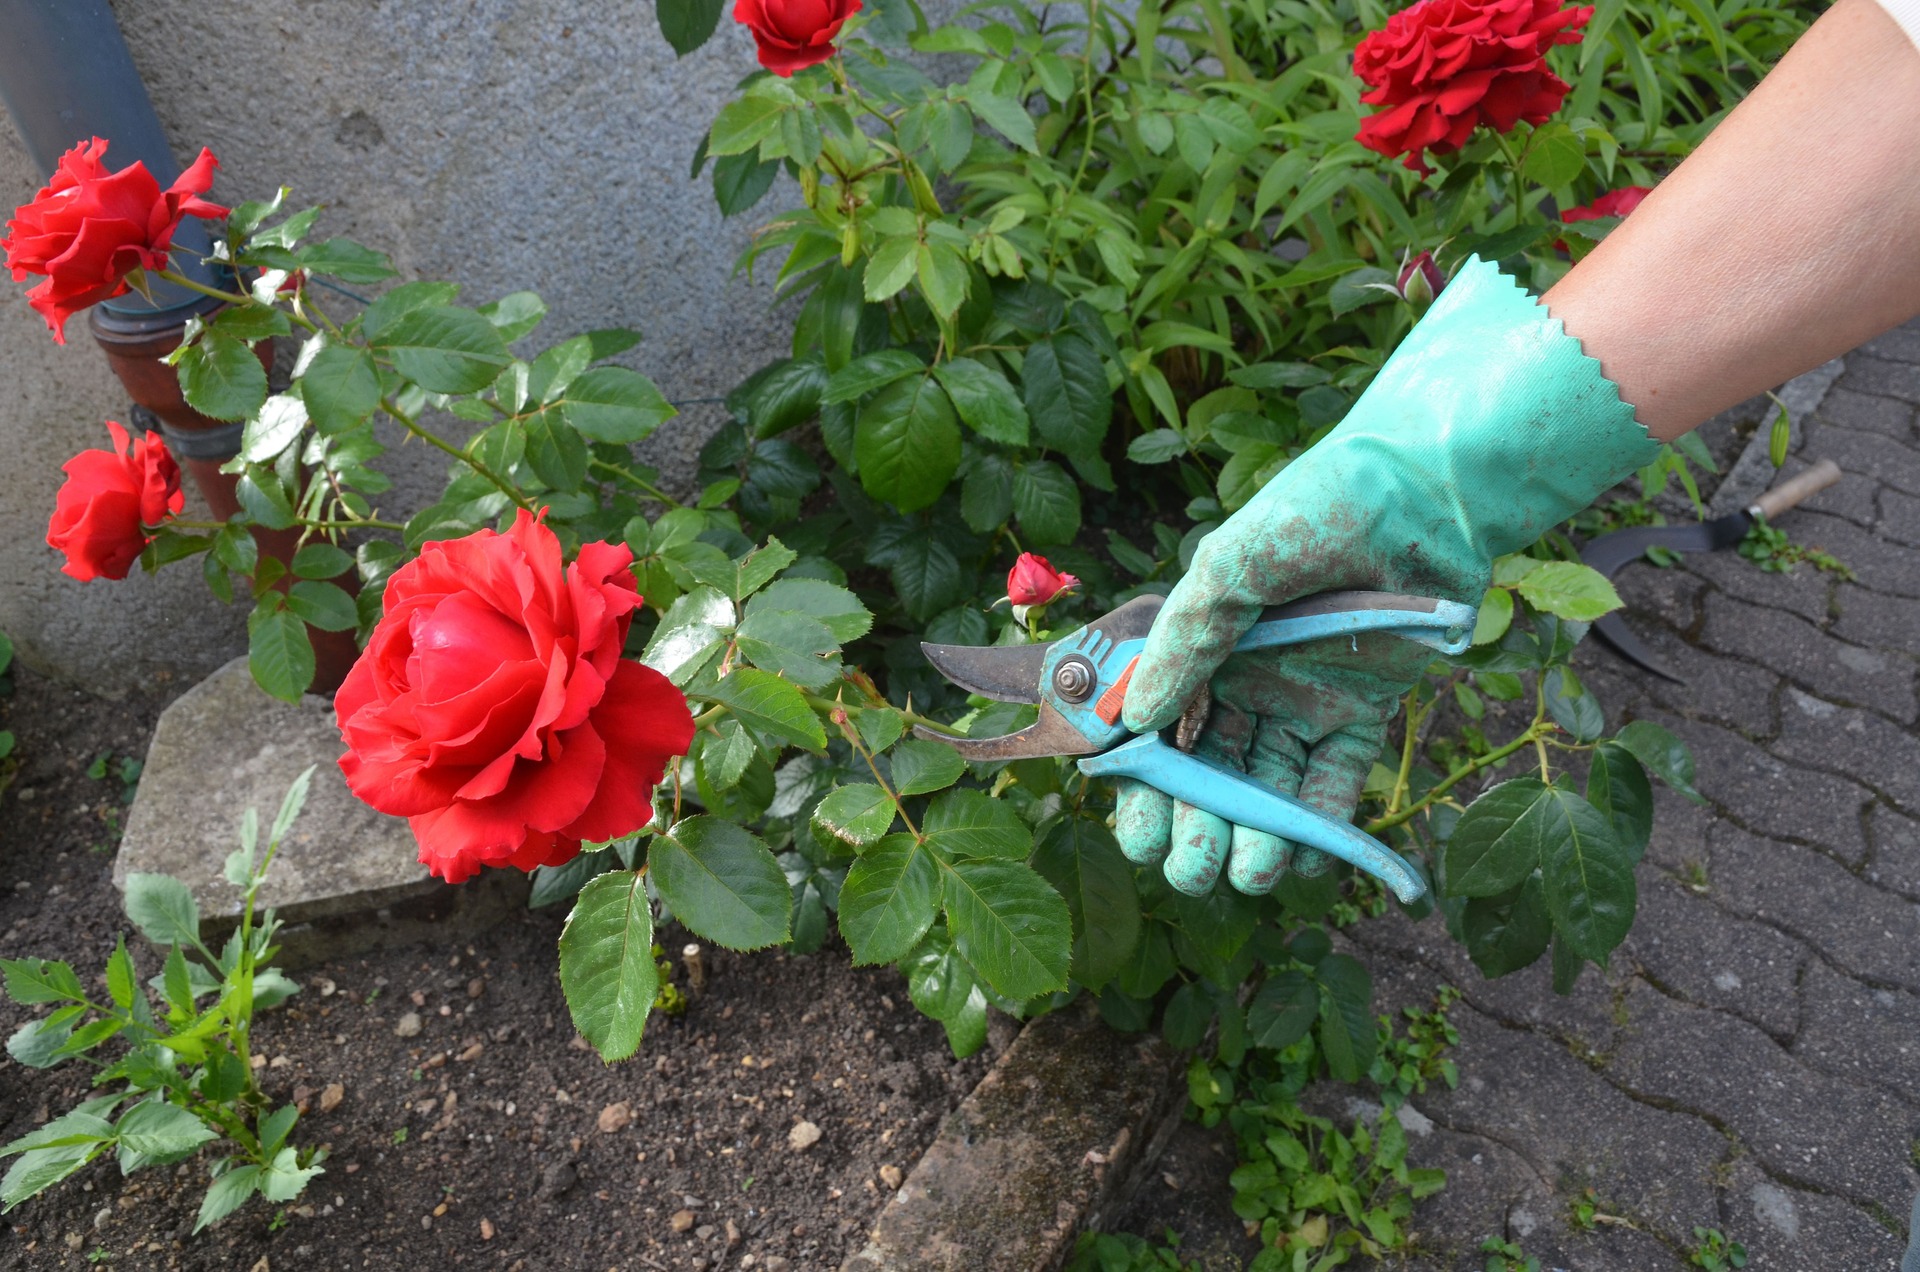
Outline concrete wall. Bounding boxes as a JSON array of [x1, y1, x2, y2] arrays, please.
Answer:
[[1, 0, 792, 694]]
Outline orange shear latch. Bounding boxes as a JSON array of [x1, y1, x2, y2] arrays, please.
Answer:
[[1094, 657, 1138, 726]]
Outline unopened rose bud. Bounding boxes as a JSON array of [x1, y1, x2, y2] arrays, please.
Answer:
[[1397, 251, 1446, 308]]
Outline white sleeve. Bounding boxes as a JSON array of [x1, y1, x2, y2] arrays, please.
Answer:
[[1877, 0, 1920, 56]]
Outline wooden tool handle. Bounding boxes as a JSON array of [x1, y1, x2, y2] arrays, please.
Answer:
[[1751, 459, 1842, 520]]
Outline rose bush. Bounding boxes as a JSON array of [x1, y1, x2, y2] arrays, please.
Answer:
[[336, 511, 694, 884], [1, 137, 223, 342], [45, 420, 183, 581]]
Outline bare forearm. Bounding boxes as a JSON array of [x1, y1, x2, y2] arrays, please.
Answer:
[[1543, 0, 1920, 440]]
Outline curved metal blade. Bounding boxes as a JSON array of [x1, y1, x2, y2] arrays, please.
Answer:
[[1579, 513, 1748, 577], [1591, 613, 1684, 684], [919, 640, 1051, 704], [910, 703, 1097, 760]]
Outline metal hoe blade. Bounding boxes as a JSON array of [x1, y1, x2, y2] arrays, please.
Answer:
[[1579, 513, 1751, 682], [912, 703, 1098, 760]]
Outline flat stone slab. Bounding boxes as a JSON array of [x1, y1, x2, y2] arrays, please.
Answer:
[[114, 656, 523, 966], [841, 1002, 1186, 1272]]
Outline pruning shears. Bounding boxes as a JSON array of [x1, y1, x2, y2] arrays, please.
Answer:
[[916, 590, 1480, 904]]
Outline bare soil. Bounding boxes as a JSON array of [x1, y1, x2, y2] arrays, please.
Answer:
[[0, 665, 991, 1272]]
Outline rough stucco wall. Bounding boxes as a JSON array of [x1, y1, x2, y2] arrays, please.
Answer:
[[0, 0, 791, 694]]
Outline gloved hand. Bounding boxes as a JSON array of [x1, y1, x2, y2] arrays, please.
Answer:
[[1117, 257, 1657, 896]]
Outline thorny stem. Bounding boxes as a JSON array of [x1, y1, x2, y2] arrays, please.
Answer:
[[590, 458, 684, 509], [840, 715, 922, 839], [154, 267, 317, 335], [383, 396, 534, 512]]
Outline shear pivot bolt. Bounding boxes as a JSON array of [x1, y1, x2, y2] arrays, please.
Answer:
[[1053, 657, 1096, 703]]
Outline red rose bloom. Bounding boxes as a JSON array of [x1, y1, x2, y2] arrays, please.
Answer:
[[1353, 0, 1591, 174], [45, 420, 183, 582], [1006, 553, 1080, 608], [2, 137, 226, 343], [1562, 185, 1652, 222], [734, 0, 862, 76], [335, 511, 696, 884]]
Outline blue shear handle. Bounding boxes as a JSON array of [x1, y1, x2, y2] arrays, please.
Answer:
[[1077, 735, 1428, 903], [1233, 592, 1480, 657]]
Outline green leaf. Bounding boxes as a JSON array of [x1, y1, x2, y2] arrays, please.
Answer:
[[813, 784, 897, 847], [889, 738, 966, 796], [1011, 460, 1081, 546], [885, 531, 965, 622], [1443, 778, 1549, 898], [1473, 587, 1515, 646], [1612, 720, 1705, 804], [967, 92, 1039, 153], [1032, 819, 1139, 989], [1313, 954, 1376, 1082], [1551, 929, 1584, 994], [1127, 429, 1186, 464], [298, 238, 396, 283], [714, 151, 779, 216], [923, 790, 1031, 861], [1247, 970, 1318, 1049], [642, 587, 736, 686], [933, 358, 1029, 445], [1538, 784, 1634, 961], [524, 407, 589, 491], [478, 290, 547, 342], [530, 849, 614, 909], [1515, 561, 1622, 622], [248, 603, 316, 703], [650, 817, 792, 951], [823, 350, 926, 405], [123, 873, 201, 948], [259, 1145, 322, 1203], [3, 1141, 103, 1208], [658, 0, 727, 53], [558, 870, 658, 1062], [115, 1101, 217, 1161], [864, 235, 919, 303], [1462, 876, 1553, 978], [376, 306, 511, 394], [743, 357, 828, 440], [941, 857, 1071, 1000], [290, 543, 355, 580], [1, 1108, 115, 1159], [2, 958, 84, 1005], [179, 334, 268, 422], [839, 835, 941, 964], [1328, 267, 1395, 317], [1022, 335, 1110, 453], [1522, 122, 1586, 188], [105, 938, 136, 1010], [706, 667, 827, 751], [1162, 982, 1211, 1050], [285, 581, 358, 633], [7, 1010, 78, 1068], [195, 1164, 263, 1232], [239, 395, 308, 464], [709, 95, 788, 156], [747, 579, 871, 643], [855, 376, 961, 513], [1544, 665, 1605, 742], [1228, 361, 1330, 390], [961, 453, 1014, 533], [735, 610, 841, 689], [915, 242, 970, 318], [557, 367, 676, 444]]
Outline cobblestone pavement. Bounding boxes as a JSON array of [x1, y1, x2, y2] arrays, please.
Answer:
[[1349, 322, 1920, 1270]]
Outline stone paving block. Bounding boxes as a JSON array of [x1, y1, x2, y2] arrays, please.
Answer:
[[1418, 1001, 1727, 1239], [1817, 386, 1920, 442], [1624, 873, 1807, 1042], [1721, 1159, 1910, 1272], [1604, 981, 1920, 1207], [1686, 543, 1834, 624], [1881, 486, 1920, 548], [1803, 423, 1920, 502], [1698, 592, 1917, 725], [1868, 803, 1920, 897], [1833, 584, 1920, 658], [1837, 354, 1920, 407], [115, 657, 524, 968], [1777, 507, 1920, 600], [1673, 713, 1872, 865], [1708, 824, 1920, 995], [1791, 960, 1920, 1108], [1771, 689, 1920, 812], [1644, 783, 1721, 877], [1611, 555, 1709, 630], [1585, 626, 1786, 739], [1859, 326, 1920, 365]]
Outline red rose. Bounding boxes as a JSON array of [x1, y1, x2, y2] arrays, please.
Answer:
[[734, 0, 862, 76], [335, 511, 696, 885], [1353, 0, 1591, 174], [1006, 553, 1080, 608], [1562, 185, 1652, 222], [2, 137, 226, 343], [45, 420, 183, 582]]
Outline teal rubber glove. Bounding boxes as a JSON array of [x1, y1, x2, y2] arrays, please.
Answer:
[[1117, 258, 1657, 896]]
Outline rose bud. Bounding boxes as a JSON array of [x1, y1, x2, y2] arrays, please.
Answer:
[[1006, 553, 1081, 608], [1397, 250, 1447, 307]]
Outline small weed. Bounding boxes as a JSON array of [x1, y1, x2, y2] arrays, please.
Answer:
[[1687, 1225, 1748, 1269], [1481, 1236, 1542, 1271], [1330, 873, 1391, 929], [1681, 860, 1710, 893], [651, 944, 688, 1016], [1064, 1230, 1200, 1272], [1739, 515, 1853, 579], [410, 1067, 424, 1082], [267, 1208, 290, 1233], [1567, 1186, 1634, 1232], [742, 1177, 755, 1192], [85, 1249, 112, 1265], [392, 1126, 409, 1145], [1372, 986, 1461, 1108]]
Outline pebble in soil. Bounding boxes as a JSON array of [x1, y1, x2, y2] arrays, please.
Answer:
[[0, 665, 993, 1270]]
